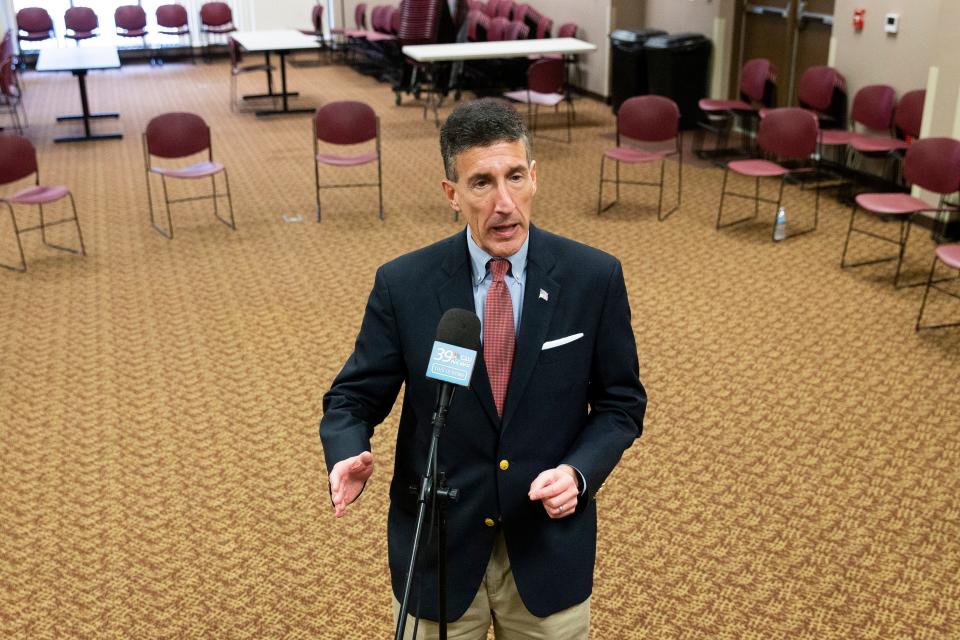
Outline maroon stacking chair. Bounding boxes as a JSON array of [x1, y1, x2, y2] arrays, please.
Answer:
[[915, 244, 960, 331], [333, 2, 367, 37], [1, 30, 25, 110], [142, 112, 236, 239], [16, 7, 55, 47], [64, 7, 100, 44], [0, 51, 25, 133], [840, 137, 960, 288], [597, 95, 682, 221], [504, 20, 528, 41], [495, 0, 514, 19], [557, 22, 577, 38], [0, 134, 86, 272], [513, 3, 530, 26], [115, 5, 148, 48], [697, 58, 776, 155], [850, 89, 925, 155], [228, 37, 274, 110], [199, 2, 236, 49], [819, 84, 896, 157], [483, 0, 501, 17], [534, 15, 553, 39], [313, 101, 383, 222], [504, 58, 572, 143], [466, 10, 490, 41], [300, 3, 325, 37], [486, 16, 509, 41], [156, 4, 193, 62], [797, 65, 847, 129], [717, 108, 820, 239]]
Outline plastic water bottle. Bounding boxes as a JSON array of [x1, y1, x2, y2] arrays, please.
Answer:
[[773, 207, 787, 241]]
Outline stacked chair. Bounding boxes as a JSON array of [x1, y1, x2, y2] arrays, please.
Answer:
[[696, 58, 777, 160]]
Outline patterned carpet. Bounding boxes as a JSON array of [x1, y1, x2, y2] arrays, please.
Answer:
[[1, 57, 958, 639]]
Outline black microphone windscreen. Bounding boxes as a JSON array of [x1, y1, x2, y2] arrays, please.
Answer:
[[435, 308, 481, 351]]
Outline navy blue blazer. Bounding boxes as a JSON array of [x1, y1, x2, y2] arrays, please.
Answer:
[[320, 224, 646, 620]]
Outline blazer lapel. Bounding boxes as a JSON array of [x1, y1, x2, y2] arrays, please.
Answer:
[[437, 232, 500, 429], [502, 226, 558, 430]]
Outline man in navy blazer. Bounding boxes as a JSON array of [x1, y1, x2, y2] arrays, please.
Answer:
[[320, 99, 646, 638]]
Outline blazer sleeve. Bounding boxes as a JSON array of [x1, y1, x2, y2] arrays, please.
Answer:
[[320, 266, 406, 473], [561, 259, 646, 504]]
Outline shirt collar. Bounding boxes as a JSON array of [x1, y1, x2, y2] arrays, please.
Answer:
[[465, 226, 528, 285]]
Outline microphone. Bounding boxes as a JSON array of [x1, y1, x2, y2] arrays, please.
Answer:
[[425, 308, 481, 420]]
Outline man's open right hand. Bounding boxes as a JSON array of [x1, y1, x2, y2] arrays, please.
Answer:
[[329, 451, 374, 518]]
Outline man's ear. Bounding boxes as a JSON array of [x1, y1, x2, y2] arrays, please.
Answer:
[[441, 179, 460, 212], [529, 160, 538, 196]]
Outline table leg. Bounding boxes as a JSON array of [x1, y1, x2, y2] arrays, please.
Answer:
[[255, 50, 314, 116], [54, 70, 122, 143], [242, 51, 300, 101]]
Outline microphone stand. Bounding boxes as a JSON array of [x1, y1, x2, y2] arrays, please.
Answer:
[[395, 386, 460, 640]]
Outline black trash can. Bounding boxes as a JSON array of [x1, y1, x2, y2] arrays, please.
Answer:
[[609, 28, 667, 114], [644, 33, 712, 130]]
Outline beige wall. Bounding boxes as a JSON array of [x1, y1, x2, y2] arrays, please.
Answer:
[[831, 0, 941, 102], [643, 0, 718, 36]]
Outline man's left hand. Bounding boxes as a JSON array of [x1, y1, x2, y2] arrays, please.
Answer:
[[528, 465, 579, 519]]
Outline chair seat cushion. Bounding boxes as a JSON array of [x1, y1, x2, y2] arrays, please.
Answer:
[[699, 98, 752, 112], [936, 243, 960, 270], [345, 29, 367, 38], [366, 32, 397, 42], [855, 192, 930, 215], [152, 162, 224, 179], [850, 134, 908, 153], [603, 147, 671, 164], [202, 25, 236, 34], [503, 90, 564, 107], [820, 129, 856, 146], [20, 32, 53, 41], [727, 159, 788, 177], [316, 151, 378, 166], [7, 185, 70, 205], [158, 27, 189, 36], [119, 29, 148, 37], [66, 32, 97, 40]]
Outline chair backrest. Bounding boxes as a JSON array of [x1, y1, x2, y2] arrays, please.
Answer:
[[354, 3, 367, 29], [527, 58, 563, 95], [1, 30, 13, 60], [115, 5, 147, 31], [618, 95, 679, 143], [389, 6, 401, 34], [200, 2, 232, 27], [757, 107, 818, 160], [556, 22, 577, 38], [512, 3, 529, 25], [504, 20, 528, 40], [466, 9, 489, 41], [797, 65, 843, 112], [486, 16, 508, 41], [16, 7, 54, 34], [0, 58, 18, 98], [314, 101, 377, 145], [0, 134, 38, 185], [902, 137, 960, 194], [145, 112, 212, 159], [309, 4, 323, 32], [495, 0, 514, 19], [894, 89, 925, 140], [534, 15, 552, 39], [850, 84, 896, 132], [739, 58, 775, 105], [483, 0, 500, 17], [65, 7, 99, 32], [156, 4, 188, 28]]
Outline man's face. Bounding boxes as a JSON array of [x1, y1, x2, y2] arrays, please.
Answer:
[[441, 140, 537, 258]]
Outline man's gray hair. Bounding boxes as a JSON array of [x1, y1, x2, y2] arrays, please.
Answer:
[[439, 98, 531, 182]]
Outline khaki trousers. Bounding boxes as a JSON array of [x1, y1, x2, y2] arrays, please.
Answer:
[[393, 534, 590, 640]]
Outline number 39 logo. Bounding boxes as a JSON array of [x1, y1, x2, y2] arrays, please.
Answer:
[[433, 347, 459, 363]]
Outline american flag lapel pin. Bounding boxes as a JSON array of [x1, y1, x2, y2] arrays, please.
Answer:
[[539, 289, 549, 302]]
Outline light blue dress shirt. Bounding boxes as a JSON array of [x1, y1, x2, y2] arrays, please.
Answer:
[[466, 226, 528, 338]]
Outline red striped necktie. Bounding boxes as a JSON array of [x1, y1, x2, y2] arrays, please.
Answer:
[[483, 258, 515, 417]]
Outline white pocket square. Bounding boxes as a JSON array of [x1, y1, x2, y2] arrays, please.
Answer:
[[541, 333, 584, 351]]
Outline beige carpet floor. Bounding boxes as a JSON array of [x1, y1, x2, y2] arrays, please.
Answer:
[[0, 56, 958, 639]]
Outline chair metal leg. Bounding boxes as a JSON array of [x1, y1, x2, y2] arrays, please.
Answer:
[[377, 153, 384, 220], [754, 176, 760, 218], [915, 255, 938, 331], [716, 167, 729, 229], [615, 160, 620, 201], [69, 193, 86, 255], [655, 159, 666, 220], [1, 202, 26, 272], [213, 170, 236, 230], [840, 204, 858, 267], [314, 157, 322, 222], [596, 155, 605, 215], [893, 218, 915, 288], [153, 175, 173, 239]]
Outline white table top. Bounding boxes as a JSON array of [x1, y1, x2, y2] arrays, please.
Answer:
[[232, 30, 323, 53], [402, 37, 596, 62], [36, 46, 120, 72]]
